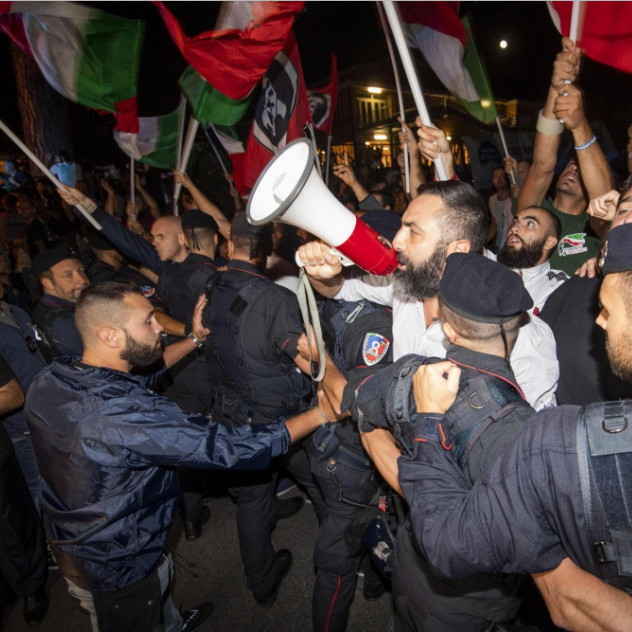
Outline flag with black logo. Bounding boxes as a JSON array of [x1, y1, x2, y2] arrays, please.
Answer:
[[307, 54, 338, 135], [232, 30, 312, 196]]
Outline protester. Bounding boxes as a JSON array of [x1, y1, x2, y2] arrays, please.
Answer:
[[488, 166, 513, 250]]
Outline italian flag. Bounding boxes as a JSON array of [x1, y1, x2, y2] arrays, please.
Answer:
[[179, 65, 249, 127], [114, 105, 184, 170], [398, 2, 498, 124], [0, 1, 143, 129]]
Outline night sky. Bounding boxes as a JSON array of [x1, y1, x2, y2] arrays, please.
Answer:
[[1, 1, 631, 161]]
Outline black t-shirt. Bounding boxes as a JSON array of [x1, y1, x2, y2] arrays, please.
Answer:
[[540, 275, 632, 405], [0, 351, 15, 389]]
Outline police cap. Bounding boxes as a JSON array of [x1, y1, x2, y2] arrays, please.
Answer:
[[361, 210, 401, 244], [32, 244, 79, 275], [440, 253, 533, 324], [181, 210, 219, 232], [231, 212, 272, 241], [600, 223, 632, 275]]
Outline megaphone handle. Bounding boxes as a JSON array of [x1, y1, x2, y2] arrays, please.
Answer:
[[295, 248, 355, 269]]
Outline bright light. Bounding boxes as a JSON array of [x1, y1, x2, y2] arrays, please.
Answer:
[[446, 135, 452, 141], [481, 99, 492, 108], [365, 141, 371, 146], [500, 40, 508, 49], [374, 133, 388, 140], [368, 87, 383, 94]]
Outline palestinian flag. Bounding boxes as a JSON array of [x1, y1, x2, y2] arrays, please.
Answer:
[[154, 1, 304, 100], [179, 66, 249, 126], [210, 124, 245, 157], [114, 106, 183, 170], [398, 2, 498, 124], [0, 1, 143, 129]]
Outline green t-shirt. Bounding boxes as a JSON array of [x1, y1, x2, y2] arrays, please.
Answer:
[[511, 198, 600, 276]]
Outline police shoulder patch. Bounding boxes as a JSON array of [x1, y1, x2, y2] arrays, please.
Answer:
[[141, 286, 155, 298], [363, 332, 390, 366]]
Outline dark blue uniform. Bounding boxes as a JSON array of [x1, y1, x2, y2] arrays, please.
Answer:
[[32, 294, 82, 358], [309, 298, 393, 632]]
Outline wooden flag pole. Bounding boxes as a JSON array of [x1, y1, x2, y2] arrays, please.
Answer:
[[0, 117, 102, 230], [173, 116, 200, 216], [130, 157, 136, 204], [382, 1, 448, 181], [495, 117, 516, 184], [376, 1, 410, 193]]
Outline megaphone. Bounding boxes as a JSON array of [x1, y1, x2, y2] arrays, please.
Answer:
[[246, 138, 398, 276]]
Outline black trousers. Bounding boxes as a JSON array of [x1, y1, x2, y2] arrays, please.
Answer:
[[228, 438, 325, 601], [0, 434, 47, 597], [308, 441, 380, 632]]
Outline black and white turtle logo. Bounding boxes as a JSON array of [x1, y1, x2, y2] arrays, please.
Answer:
[[307, 91, 331, 129], [254, 51, 299, 153]]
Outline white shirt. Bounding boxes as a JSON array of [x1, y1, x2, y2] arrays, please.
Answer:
[[336, 271, 559, 411], [50, 161, 82, 188], [489, 194, 514, 250], [486, 252, 569, 313], [267, 253, 299, 294]]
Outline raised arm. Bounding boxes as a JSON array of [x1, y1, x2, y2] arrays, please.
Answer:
[[173, 170, 231, 240], [332, 164, 370, 203], [416, 120, 455, 181], [517, 38, 580, 211], [398, 118, 426, 198]]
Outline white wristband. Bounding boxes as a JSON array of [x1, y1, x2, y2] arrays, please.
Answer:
[[536, 110, 565, 135]]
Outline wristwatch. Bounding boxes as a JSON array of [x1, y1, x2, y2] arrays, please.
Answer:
[[187, 332, 204, 348]]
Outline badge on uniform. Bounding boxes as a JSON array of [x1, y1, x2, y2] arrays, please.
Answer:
[[141, 286, 155, 298], [363, 332, 390, 366]]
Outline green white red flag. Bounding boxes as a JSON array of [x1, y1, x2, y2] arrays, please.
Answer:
[[0, 1, 143, 130], [154, 1, 304, 100]]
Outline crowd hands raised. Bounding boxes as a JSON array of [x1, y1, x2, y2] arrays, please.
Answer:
[[1, 35, 632, 632]]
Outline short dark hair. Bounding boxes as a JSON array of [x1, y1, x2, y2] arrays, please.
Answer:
[[58, 151, 70, 162], [523, 205, 562, 241], [439, 294, 523, 352], [75, 281, 143, 344], [417, 180, 489, 254], [183, 226, 216, 250], [231, 235, 272, 260], [373, 191, 395, 210]]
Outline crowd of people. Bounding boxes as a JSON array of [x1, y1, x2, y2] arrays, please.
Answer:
[[1, 36, 632, 632]]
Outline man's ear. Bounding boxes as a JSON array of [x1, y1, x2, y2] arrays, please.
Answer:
[[178, 232, 187, 247], [98, 326, 124, 350], [227, 239, 235, 259], [447, 239, 471, 255], [442, 321, 458, 344], [41, 277, 53, 293], [543, 235, 558, 254]]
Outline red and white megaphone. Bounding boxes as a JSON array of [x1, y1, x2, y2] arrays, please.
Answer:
[[246, 138, 398, 276]]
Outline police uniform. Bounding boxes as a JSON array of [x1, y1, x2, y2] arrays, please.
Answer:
[[398, 224, 632, 599], [309, 297, 393, 632], [86, 233, 120, 284], [31, 246, 84, 358], [349, 254, 537, 632], [203, 214, 324, 603]]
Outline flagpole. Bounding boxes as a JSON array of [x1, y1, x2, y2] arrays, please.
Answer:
[[376, 1, 410, 193], [306, 124, 322, 177], [173, 116, 200, 216], [0, 117, 102, 230], [382, 1, 448, 181], [325, 135, 332, 187], [569, 0, 582, 42], [173, 94, 187, 214], [130, 157, 136, 204], [204, 126, 229, 174], [495, 116, 516, 185]]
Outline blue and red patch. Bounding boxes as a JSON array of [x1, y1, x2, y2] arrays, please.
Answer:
[[363, 332, 390, 366]]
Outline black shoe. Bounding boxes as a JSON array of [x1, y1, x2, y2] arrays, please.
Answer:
[[181, 601, 215, 631], [0, 587, 17, 631], [274, 497, 304, 521], [183, 505, 211, 541], [363, 578, 386, 602], [24, 587, 49, 627], [255, 549, 293, 608]]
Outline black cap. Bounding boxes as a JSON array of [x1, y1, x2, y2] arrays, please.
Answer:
[[231, 212, 272, 241], [361, 210, 401, 244], [600, 224, 632, 275], [440, 253, 533, 324], [31, 244, 79, 275], [89, 231, 116, 251], [181, 210, 219, 232]]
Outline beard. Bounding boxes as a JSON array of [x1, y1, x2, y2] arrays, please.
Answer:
[[392, 243, 447, 302], [606, 334, 632, 384], [120, 330, 163, 367], [497, 236, 546, 269]]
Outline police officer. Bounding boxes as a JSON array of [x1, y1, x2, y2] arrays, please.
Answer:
[[86, 232, 126, 284], [31, 244, 89, 357], [25, 280, 344, 632], [203, 212, 325, 606], [373, 223, 632, 631], [346, 253, 536, 631]]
